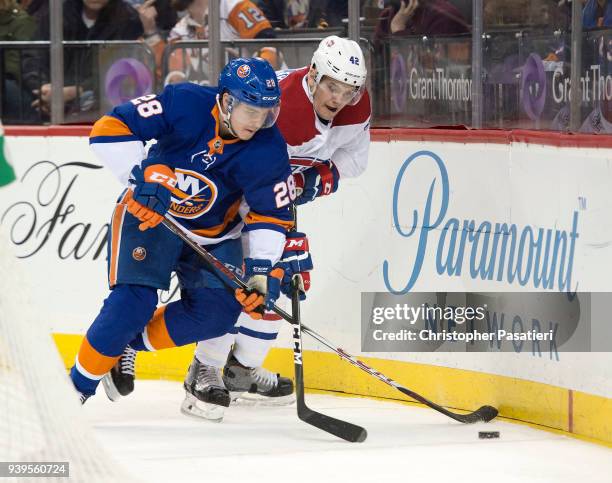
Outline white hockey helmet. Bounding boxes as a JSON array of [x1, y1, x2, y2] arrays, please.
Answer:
[[310, 35, 367, 105]]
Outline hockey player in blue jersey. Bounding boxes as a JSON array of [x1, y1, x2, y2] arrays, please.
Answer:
[[70, 57, 304, 407]]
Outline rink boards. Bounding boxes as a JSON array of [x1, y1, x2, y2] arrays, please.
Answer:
[[1, 126, 611, 446]]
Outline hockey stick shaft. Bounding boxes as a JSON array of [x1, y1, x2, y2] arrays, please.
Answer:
[[298, 325, 498, 424], [160, 218, 497, 424], [291, 271, 367, 442], [289, 208, 367, 443]]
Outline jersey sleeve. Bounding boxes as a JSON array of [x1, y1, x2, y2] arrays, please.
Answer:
[[332, 92, 372, 179], [332, 118, 371, 179], [237, 140, 294, 263], [227, 0, 273, 39], [88, 85, 178, 184]]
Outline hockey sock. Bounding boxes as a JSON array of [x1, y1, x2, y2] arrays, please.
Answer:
[[70, 284, 157, 395], [233, 311, 283, 368]]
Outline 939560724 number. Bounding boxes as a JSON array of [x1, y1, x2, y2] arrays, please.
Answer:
[[1, 462, 69, 477]]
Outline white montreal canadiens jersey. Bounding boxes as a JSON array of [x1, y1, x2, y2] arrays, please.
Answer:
[[275, 67, 371, 178]]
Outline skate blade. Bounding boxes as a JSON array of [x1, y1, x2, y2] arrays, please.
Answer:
[[101, 373, 121, 402], [180, 393, 225, 422], [235, 392, 296, 407]]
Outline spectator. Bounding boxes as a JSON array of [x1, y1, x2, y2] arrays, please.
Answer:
[[22, 0, 144, 118], [256, 0, 310, 29], [152, 0, 282, 85], [307, 0, 348, 28], [20, 0, 47, 23], [530, 0, 570, 30], [0, 0, 36, 122], [257, 0, 350, 30], [137, 0, 170, 56], [126, 0, 177, 35], [169, 0, 275, 40], [383, 0, 469, 37], [0, 0, 35, 81], [583, 0, 612, 29]]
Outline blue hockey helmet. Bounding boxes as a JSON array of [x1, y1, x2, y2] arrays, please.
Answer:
[[217, 57, 281, 131]]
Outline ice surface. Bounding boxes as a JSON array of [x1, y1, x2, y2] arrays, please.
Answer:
[[83, 381, 612, 483]]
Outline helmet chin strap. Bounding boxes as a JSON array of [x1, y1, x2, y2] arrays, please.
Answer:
[[216, 94, 239, 138]]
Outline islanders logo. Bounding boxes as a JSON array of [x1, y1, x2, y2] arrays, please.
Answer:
[[169, 168, 218, 219], [237, 64, 251, 78], [132, 247, 146, 261]]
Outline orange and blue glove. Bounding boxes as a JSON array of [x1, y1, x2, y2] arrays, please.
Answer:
[[127, 162, 177, 231], [235, 258, 285, 320]]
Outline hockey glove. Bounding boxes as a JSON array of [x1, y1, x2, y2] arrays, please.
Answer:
[[127, 162, 177, 231], [279, 232, 313, 300], [235, 258, 284, 319], [293, 161, 340, 205]]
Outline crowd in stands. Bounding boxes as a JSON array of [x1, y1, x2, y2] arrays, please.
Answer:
[[0, 0, 610, 123]]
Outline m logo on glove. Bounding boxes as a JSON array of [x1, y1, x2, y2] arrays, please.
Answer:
[[279, 232, 313, 301], [286, 238, 308, 250]]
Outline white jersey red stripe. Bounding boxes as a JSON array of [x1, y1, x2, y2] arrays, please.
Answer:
[[275, 67, 371, 179]]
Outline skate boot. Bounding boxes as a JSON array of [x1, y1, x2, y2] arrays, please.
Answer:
[[102, 345, 136, 402], [223, 354, 295, 406], [180, 357, 230, 422]]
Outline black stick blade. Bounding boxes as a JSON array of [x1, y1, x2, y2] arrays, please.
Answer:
[[476, 405, 499, 422], [455, 405, 499, 424], [299, 407, 367, 443]]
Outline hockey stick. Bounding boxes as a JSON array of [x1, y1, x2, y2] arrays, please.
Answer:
[[290, 262, 367, 442], [161, 216, 367, 442], [288, 207, 367, 443], [160, 218, 498, 425]]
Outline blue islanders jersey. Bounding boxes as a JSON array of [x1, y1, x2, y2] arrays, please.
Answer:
[[89, 83, 294, 262]]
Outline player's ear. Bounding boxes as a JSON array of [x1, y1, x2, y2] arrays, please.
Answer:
[[307, 67, 316, 82], [307, 67, 317, 94], [220, 92, 230, 114]]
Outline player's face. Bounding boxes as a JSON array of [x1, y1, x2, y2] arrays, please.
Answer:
[[312, 76, 359, 121], [229, 102, 271, 140]]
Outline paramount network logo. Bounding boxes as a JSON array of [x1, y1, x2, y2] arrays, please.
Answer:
[[383, 151, 579, 294]]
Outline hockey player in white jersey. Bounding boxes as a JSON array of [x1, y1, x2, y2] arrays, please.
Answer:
[[175, 35, 371, 420]]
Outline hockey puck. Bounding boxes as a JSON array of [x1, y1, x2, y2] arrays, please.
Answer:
[[478, 431, 500, 439]]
